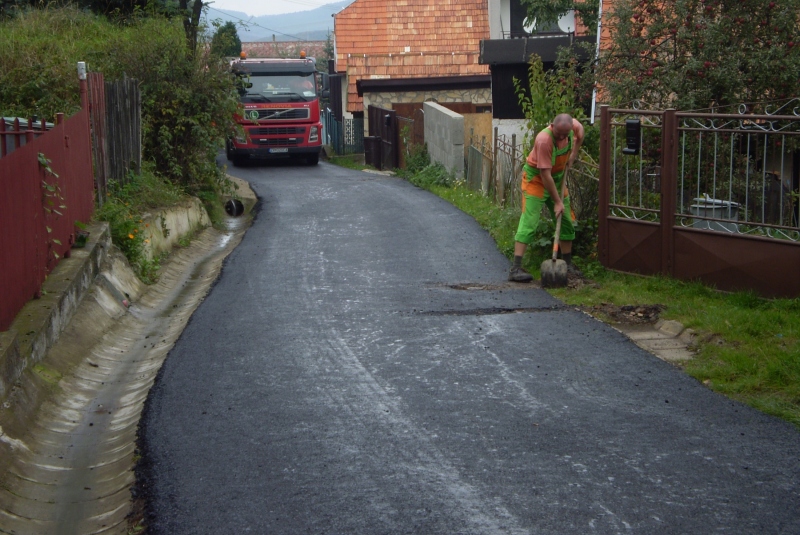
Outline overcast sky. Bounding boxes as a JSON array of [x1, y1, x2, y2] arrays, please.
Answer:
[[206, 0, 332, 17]]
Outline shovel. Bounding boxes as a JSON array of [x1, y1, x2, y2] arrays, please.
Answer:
[[540, 169, 570, 289]]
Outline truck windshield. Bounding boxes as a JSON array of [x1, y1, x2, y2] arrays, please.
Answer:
[[242, 73, 316, 102]]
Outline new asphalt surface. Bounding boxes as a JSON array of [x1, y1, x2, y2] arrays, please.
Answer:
[[138, 159, 800, 534]]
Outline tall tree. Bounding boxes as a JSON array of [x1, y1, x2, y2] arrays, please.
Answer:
[[180, 0, 203, 54], [520, 0, 600, 35], [598, 0, 800, 110], [210, 21, 241, 57]]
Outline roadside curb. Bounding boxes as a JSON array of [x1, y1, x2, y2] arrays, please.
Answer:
[[0, 222, 111, 405], [0, 194, 219, 411], [615, 319, 696, 363]]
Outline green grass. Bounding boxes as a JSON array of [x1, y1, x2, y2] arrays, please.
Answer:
[[328, 153, 371, 170], [335, 157, 800, 428], [94, 164, 186, 283]]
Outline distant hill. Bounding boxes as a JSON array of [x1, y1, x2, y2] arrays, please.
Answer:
[[204, 1, 351, 42]]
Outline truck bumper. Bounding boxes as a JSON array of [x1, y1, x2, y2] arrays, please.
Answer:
[[229, 143, 321, 161]]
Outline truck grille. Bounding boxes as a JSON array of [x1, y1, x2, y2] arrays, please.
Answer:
[[250, 127, 306, 135], [247, 108, 310, 120], [258, 138, 301, 146]]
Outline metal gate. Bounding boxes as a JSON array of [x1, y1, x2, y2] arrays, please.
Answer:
[[368, 105, 398, 170], [598, 104, 800, 298]]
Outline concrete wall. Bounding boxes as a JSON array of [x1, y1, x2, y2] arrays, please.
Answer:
[[141, 197, 212, 261], [243, 41, 326, 60], [361, 88, 491, 137], [464, 113, 494, 157], [493, 118, 530, 148], [424, 102, 465, 178], [364, 88, 492, 111]]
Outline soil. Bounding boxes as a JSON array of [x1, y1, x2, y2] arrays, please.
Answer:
[[579, 303, 666, 325]]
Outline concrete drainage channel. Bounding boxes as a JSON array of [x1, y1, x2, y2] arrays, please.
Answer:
[[0, 180, 255, 534]]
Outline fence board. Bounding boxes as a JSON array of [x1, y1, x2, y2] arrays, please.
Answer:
[[88, 72, 109, 205], [0, 110, 94, 330], [105, 78, 141, 184]]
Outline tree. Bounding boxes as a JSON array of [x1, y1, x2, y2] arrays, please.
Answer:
[[318, 30, 334, 74], [210, 20, 241, 58], [520, 0, 600, 35], [598, 0, 800, 111], [180, 0, 203, 54]]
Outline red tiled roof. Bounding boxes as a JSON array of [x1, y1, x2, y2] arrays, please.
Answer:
[[343, 53, 488, 111], [334, 0, 490, 112]]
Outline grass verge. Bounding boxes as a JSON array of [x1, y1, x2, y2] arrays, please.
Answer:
[[363, 159, 800, 429], [94, 164, 186, 283]]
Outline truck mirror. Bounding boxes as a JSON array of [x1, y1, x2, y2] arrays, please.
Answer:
[[322, 89, 330, 99]]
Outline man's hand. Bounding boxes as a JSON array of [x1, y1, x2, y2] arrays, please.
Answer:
[[554, 199, 565, 219]]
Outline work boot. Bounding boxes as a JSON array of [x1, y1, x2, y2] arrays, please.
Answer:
[[566, 263, 584, 278], [508, 265, 533, 283]]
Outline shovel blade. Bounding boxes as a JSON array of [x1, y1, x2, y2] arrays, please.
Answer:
[[540, 259, 568, 288]]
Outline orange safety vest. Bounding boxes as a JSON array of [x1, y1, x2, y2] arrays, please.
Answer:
[[521, 128, 573, 198]]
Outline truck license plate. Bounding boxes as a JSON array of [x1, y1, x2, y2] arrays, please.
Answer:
[[269, 148, 289, 153]]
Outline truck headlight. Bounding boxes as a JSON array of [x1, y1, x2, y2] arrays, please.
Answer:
[[309, 126, 319, 142]]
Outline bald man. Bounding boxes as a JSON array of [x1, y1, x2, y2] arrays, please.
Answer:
[[509, 113, 584, 283]]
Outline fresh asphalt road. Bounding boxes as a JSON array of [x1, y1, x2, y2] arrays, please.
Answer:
[[139, 159, 799, 534]]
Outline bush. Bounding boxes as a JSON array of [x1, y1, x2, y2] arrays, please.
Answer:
[[94, 164, 185, 282], [0, 8, 240, 200]]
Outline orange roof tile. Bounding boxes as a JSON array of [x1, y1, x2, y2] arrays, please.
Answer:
[[333, 0, 490, 113]]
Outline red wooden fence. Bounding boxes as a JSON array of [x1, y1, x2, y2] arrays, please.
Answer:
[[0, 82, 95, 331], [88, 72, 109, 207]]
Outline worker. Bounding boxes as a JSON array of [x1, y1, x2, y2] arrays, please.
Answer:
[[508, 113, 584, 283], [290, 78, 314, 95]]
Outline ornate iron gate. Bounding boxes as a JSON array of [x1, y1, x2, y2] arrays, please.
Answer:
[[599, 104, 800, 298]]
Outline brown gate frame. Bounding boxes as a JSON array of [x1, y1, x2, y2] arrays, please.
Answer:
[[599, 105, 800, 298], [367, 105, 399, 170]]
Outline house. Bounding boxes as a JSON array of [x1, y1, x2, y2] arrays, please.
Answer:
[[480, 0, 596, 141], [242, 41, 327, 60], [331, 0, 493, 126]]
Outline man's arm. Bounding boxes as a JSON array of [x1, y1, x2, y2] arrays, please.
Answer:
[[539, 168, 564, 217], [569, 119, 585, 167]]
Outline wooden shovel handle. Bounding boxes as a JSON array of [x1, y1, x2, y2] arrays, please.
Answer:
[[552, 166, 570, 262], [552, 214, 562, 261]]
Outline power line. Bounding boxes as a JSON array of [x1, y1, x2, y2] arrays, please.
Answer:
[[205, 5, 309, 41]]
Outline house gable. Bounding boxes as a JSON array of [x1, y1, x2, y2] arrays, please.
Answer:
[[334, 0, 490, 113]]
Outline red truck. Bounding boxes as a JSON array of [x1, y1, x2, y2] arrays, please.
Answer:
[[227, 53, 327, 166]]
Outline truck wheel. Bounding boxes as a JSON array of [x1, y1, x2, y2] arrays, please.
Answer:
[[231, 155, 245, 167], [306, 153, 319, 166]]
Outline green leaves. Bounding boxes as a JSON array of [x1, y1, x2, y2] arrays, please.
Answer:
[[520, 0, 601, 34], [514, 50, 590, 150], [209, 21, 241, 58], [599, 0, 800, 110]]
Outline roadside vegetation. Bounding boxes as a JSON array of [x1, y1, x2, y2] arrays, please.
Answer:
[[0, 5, 241, 281]]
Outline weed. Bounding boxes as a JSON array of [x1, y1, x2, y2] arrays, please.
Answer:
[[94, 165, 185, 282]]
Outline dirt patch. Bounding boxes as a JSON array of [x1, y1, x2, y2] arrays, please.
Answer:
[[580, 303, 666, 325]]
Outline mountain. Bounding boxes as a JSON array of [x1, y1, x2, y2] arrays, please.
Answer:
[[204, 1, 351, 42]]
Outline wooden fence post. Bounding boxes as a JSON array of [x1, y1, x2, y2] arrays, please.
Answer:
[[492, 126, 499, 203]]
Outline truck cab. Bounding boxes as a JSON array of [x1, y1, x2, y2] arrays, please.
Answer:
[[228, 54, 325, 166]]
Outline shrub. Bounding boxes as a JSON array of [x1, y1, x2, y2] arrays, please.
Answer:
[[94, 163, 185, 282]]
